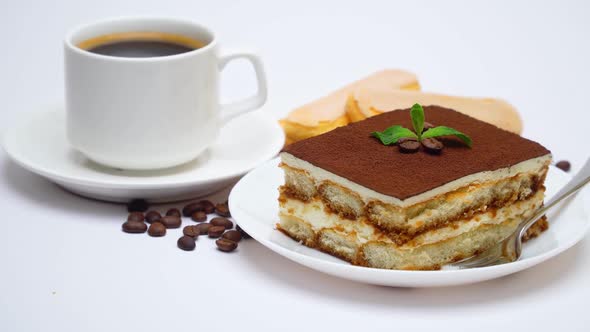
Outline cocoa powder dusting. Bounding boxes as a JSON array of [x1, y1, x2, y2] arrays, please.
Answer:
[[282, 106, 550, 199]]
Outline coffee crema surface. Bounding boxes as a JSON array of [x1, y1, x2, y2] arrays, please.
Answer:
[[78, 31, 205, 58]]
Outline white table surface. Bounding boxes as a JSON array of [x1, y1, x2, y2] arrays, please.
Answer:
[[1, 1, 589, 331]]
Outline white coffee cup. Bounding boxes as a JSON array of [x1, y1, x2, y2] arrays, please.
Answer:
[[64, 17, 267, 170]]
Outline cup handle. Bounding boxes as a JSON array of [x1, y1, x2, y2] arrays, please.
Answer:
[[218, 49, 268, 125]]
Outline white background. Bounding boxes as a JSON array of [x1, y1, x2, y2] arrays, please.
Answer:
[[1, 0, 589, 331]]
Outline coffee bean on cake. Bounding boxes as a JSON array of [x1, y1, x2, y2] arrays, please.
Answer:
[[423, 121, 435, 132], [398, 139, 420, 153], [397, 137, 416, 144], [422, 138, 444, 154]]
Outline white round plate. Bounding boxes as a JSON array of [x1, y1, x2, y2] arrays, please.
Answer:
[[229, 158, 590, 287], [2, 107, 284, 203]]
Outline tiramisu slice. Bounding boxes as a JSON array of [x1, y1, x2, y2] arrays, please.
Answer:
[[277, 105, 551, 270]]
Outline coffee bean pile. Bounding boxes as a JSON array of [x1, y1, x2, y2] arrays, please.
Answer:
[[122, 199, 250, 253]]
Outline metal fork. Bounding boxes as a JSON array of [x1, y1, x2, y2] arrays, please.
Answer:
[[449, 158, 590, 269]]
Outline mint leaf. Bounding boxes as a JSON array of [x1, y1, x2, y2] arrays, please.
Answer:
[[372, 125, 418, 145], [410, 103, 425, 140], [422, 126, 472, 147]]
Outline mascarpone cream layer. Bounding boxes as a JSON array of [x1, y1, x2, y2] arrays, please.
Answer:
[[279, 190, 543, 248]]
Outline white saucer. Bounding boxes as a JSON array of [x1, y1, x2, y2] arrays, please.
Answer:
[[2, 107, 284, 203], [229, 158, 590, 287]]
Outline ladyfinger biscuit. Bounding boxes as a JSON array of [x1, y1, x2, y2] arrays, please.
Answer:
[[347, 88, 522, 134], [281, 69, 420, 143]]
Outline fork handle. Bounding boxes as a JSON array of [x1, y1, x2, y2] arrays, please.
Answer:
[[519, 158, 590, 238]]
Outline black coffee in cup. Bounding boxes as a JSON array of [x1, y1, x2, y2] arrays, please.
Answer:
[[66, 17, 267, 170], [78, 32, 205, 58]]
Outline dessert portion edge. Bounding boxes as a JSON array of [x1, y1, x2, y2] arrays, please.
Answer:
[[277, 150, 551, 270], [276, 106, 552, 270], [277, 191, 548, 270], [280, 151, 551, 241]]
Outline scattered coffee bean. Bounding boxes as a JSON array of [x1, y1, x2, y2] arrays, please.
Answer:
[[148, 222, 166, 237], [165, 208, 181, 218], [191, 211, 207, 222], [215, 203, 231, 217], [183, 225, 200, 238], [127, 199, 149, 212], [422, 138, 444, 154], [208, 226, 225, 238], [199, 200, 216, 214], [177, 236, 196, 251], [182, 202, 205, 216], [145, 210, 162, 223], [160, 216, 182, 229], [556, 160, 571, 172], [398, 139, 420, 153], [222, 230, 242, 242], [122, 221, 147, 234], [216, 238, 238, 252], [211, 217, 233, 230], [236, 225, 251, 239], [127, 212, 145, 222], [196, 223, 211, 235]]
